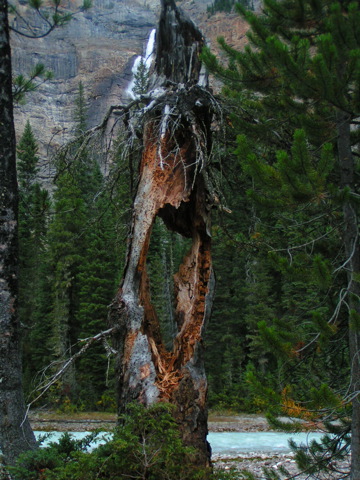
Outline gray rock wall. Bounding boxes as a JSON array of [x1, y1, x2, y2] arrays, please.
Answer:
[[11, 0, 160, 177]]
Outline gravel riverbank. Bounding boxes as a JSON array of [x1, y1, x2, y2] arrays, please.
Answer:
[[28, 412, 270, 433]]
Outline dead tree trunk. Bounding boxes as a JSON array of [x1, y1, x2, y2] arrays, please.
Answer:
[[109, 0, 216, 466]]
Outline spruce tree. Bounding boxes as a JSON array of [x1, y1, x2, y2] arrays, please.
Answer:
[[76, 168, 120, 409], [17, 121, 51, 392], [133, 58, 149, 96], [48, 168, 87, 402], [47, 83, 121, 409], [74, 81, 87, 135], [17, 121, 39, 192], [47, 84, 94, 405]]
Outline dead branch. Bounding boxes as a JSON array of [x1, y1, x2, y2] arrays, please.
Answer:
[[23, 326, 119, 417]]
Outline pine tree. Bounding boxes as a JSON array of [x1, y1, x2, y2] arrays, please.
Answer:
[[17, 121, 39, 192], [133, 57, 149, 96], [17, 121, 51, 392], [76, 169, 120, 409], [46, 83, 121, 409], [203, 0, 359, 476]]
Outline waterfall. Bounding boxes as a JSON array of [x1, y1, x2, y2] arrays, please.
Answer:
[[127, 29, 156, 99]]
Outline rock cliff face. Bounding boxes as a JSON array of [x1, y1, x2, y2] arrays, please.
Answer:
[[10, 0, 252, 172]]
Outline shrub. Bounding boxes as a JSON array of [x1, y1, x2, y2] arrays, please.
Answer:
[[11, 403, 212, 480], [9, 432, 97, 480]]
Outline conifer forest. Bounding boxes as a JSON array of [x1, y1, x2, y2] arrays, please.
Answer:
[[0, 0, 359, 478]]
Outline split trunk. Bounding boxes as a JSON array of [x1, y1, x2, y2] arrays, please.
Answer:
[[109, 0, 215, 466]]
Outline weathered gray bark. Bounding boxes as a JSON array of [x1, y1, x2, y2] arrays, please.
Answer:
[[337, 111, 360, 480], [0, 0, 37, 465], [109, 0, 215, 466]]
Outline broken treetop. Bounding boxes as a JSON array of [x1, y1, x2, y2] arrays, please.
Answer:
[[156, 0, 205, 85]]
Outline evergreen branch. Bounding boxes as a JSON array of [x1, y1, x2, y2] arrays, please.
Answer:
[[13, 72, 53, 103], [9, 7, 43, 37], [10, 18, 56, 38], [9, 1, 91, 38], [294, 333, 321, 355], [36, 4, 57, 31]]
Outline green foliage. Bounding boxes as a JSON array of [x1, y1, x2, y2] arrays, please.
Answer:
[[203, 1, 358, 477], [28, 0, 43, 10], [207, 0, 253, 16], [17, 122, 52, 392], [19, 84, 123, 409], [133, 57, 149, 96], [17, 120, 39, 187], [204, 156, 254, 412], [207, 0, 236, 15], [11, 404, 212, 480], [289, 425, 351, 477], [10, 431, 99, 480], [13, 64, 53, 103], [81, 0, 92, 10]]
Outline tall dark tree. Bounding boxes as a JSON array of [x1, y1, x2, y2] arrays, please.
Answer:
[[0, 0, 91, 462], [48, 168, 87, 399], [0, 0, 37, 465], [17, 121, 51, 391]]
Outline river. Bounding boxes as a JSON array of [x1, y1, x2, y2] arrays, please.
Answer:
[[34, 430, 326, 455]]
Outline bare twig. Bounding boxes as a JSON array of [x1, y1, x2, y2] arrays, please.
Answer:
[[21, 326, 119, 424]]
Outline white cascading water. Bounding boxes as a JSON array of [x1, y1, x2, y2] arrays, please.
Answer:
[[127, 28, 156, 99]]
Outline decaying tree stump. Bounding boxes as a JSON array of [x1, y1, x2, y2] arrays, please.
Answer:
[[109, 0, 217, 465]]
